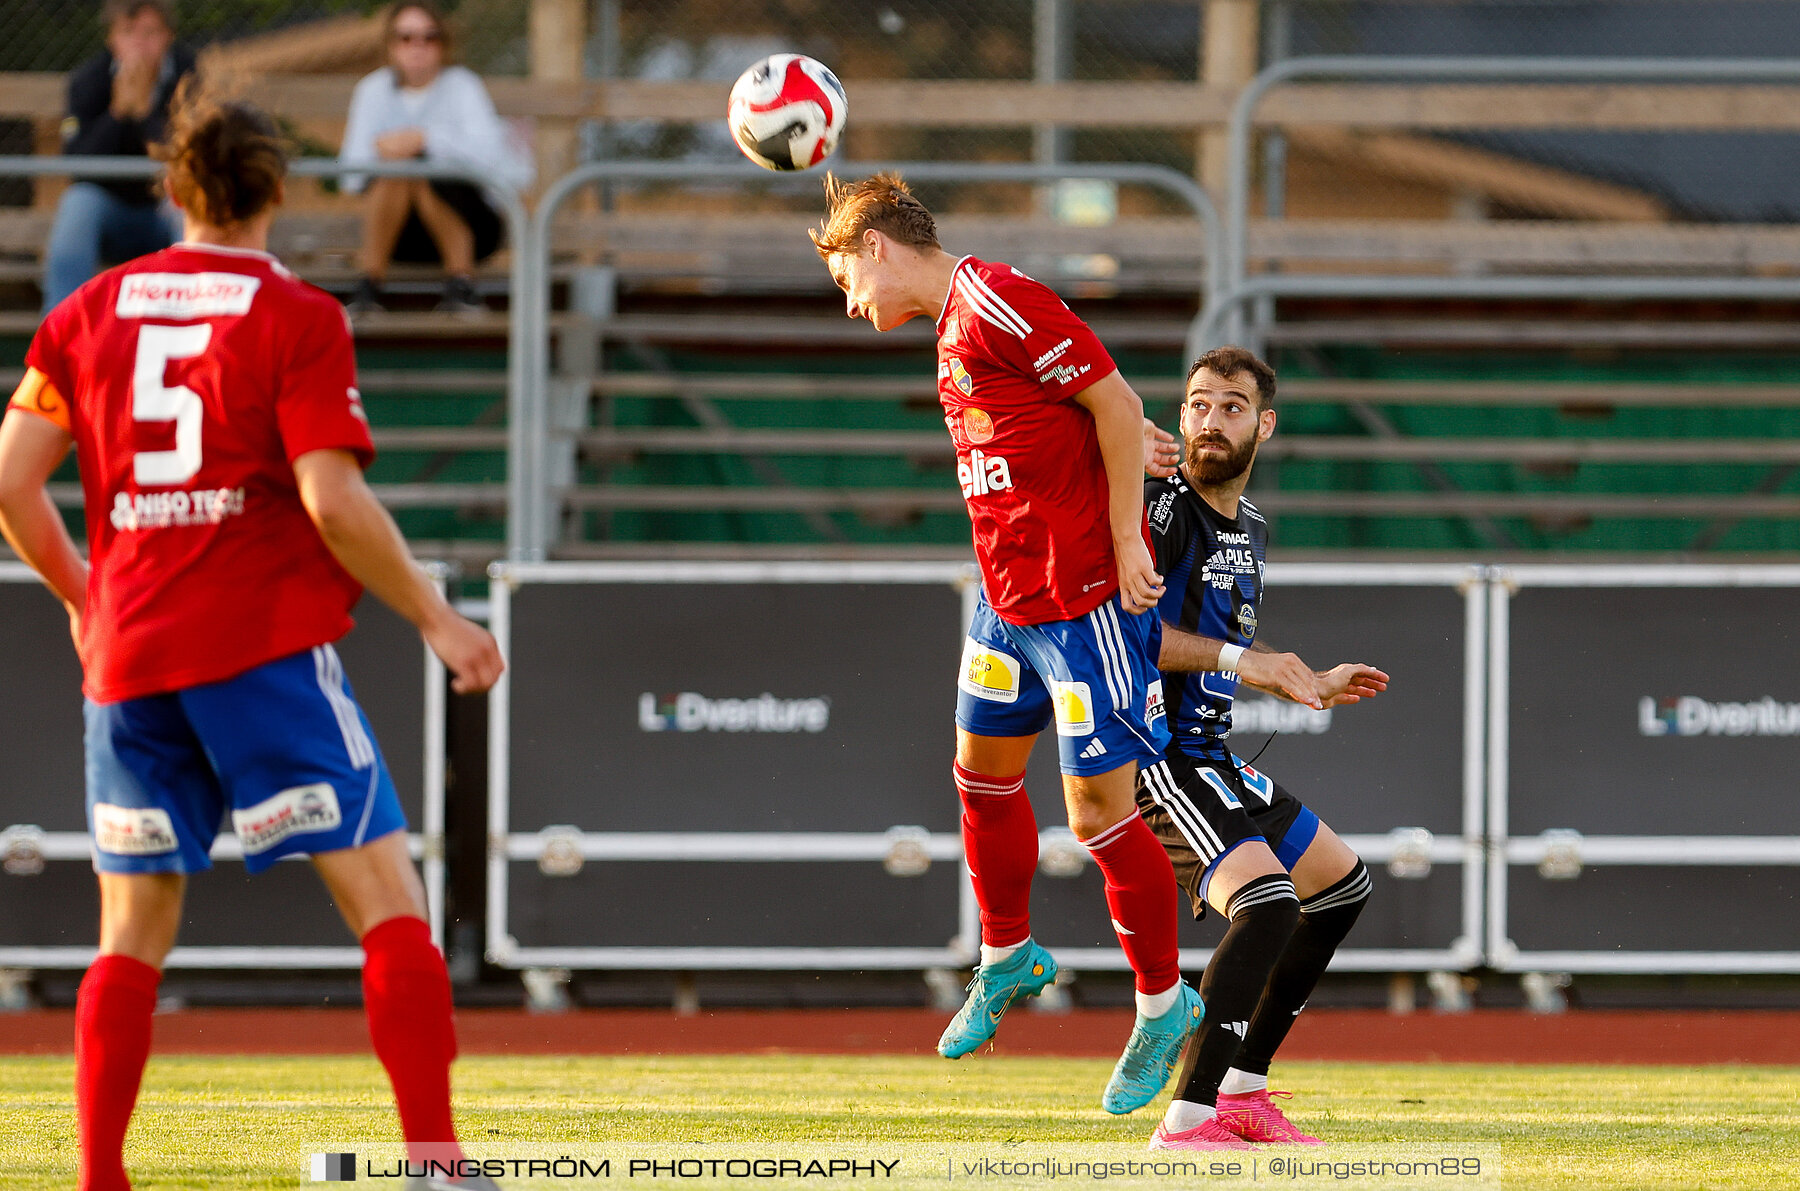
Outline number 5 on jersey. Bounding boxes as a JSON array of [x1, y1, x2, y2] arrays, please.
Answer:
[[133, 323, 210, 485]]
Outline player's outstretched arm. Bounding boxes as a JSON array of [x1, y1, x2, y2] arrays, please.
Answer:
[[293, 448, 504, 695], [0, 390, 89, 637], [1315, 662, 1390, 708], [1159, 626, 1323, 708], [1075, 370, 1164, 612]]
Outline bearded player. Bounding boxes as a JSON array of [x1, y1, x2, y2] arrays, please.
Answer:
[[0, 90, 503, 1191], [813, 173, 1201, 1113], [1136, 347, 1388, 1150]]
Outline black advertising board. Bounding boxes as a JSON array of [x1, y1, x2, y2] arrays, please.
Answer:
[[504, 582, 964, 832], [500, 577, 965, 953], [1503, 582, 1800, 958], [0, 576, 89, 831], [1508, 586, 1800, 835], [500, 573, 1473, 961], [0, 583, 427, 956]]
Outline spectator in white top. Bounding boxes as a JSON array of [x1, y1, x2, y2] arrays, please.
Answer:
[[339, 1, 533, 313]]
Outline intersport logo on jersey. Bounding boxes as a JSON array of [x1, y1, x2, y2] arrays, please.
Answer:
[[1639, 695, 1800, 737], [639, 692, 830, 733]]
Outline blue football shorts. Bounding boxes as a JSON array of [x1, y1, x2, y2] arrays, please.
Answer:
[[955, 587, 1170, 776], [84, 642, 406, 875]]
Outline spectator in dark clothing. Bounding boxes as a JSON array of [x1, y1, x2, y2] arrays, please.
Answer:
[[42, 0, 196, 313]]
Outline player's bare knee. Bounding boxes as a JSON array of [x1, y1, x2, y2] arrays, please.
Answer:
[[313, 830, 426, 938], [97, 872, 185, 967], [955, 729, 1034, 776], [1063, 763, 1141, 837], [1291, 823, 1363, 901]]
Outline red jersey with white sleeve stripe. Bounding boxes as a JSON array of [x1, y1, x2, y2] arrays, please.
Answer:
[[936, 255, 1120, 625], [20, 242, 375, 703]]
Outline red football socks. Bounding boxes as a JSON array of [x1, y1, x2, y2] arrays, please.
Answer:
[[953, 762, 1038, 950], [75, 953, 160, 1191], [1081, 812, 1182, 994], [361, 916, 463, 1164]]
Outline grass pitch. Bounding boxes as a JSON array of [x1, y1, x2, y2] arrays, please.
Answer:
[[2, 1054, 1796, 1189]]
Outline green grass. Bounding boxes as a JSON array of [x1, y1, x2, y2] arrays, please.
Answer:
[[3, 1055, 1797, 1189]]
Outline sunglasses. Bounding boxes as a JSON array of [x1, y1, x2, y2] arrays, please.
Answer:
[[391, 29, 441, 44]]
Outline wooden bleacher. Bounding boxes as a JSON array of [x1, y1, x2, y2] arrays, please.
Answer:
[[9, 62, 1800, 556]]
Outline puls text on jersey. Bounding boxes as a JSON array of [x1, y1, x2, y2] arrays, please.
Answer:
[[1202, 546, 1259, 589]]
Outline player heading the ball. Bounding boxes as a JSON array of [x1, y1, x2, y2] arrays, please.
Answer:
[[813, 173, 1200, 1113], [0, 84, 504, 1191]]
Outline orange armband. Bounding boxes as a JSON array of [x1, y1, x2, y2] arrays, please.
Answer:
[[8, 368, 72, 432]]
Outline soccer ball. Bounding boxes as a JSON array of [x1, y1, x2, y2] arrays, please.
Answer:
[[727, 54, 848, 172]]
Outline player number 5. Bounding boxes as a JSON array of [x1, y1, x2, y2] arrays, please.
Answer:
[[133, 323, 211, 485]]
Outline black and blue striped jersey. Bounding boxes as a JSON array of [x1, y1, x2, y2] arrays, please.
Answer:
[[1144, 471, 1268, 757]]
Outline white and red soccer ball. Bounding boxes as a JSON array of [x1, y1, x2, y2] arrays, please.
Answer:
[[728, 54, 848, 172]]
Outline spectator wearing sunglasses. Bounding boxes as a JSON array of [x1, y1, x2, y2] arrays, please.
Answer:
[[339, 1, 533, 314]]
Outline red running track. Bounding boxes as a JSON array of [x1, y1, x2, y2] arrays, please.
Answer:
[[4, 1008, 1799, 1064]]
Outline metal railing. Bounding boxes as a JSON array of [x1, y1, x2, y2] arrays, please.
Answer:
[[0, 155, 535, 559], [522, 160, 1222, 562]]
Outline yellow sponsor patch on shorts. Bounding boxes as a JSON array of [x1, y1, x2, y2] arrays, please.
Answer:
[[958, 637, 1021, 704], [1050, 680, 1096, 736]]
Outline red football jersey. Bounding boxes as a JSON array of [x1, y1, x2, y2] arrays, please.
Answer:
[[936, 256, 1120, 624], [24, 243, 375, 702]]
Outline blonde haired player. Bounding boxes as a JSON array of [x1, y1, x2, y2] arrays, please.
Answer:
[[813, 172, 1200, 1113]]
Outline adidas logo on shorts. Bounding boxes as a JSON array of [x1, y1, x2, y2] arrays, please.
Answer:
[[1079, 738, 1107, 760]]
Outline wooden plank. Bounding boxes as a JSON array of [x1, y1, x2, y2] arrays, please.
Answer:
[[587, 372, 1190, 400], [1242, 492, 1800, 518], [584, 373, 1800, 408], [1263, 84, 1800, 132], [1265, 438, 1800, 464], [373, 427, 509, 450], [580, 428, 951, 456], [1262, 319, 1800, 349], [12, 72, 1800, 130], [561, 485, 966, 513], [1287, 129, 1666, 222], [0, 74, 62, 117], [1251, 219, 1800, 270], [1278, 379, 1800, 408], [579, 429, 1800, 464], [550, 484, 1800, 519], [585, 312, 1190, 348]]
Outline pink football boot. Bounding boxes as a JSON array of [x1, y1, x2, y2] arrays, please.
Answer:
[[1147, 1117, 1257, 1151], [1214, 1089, 1324, 1145]]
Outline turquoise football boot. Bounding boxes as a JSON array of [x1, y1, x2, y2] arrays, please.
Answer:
[[937, 940, 1059, 1058], [1101, 980, 1205, 1114]]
